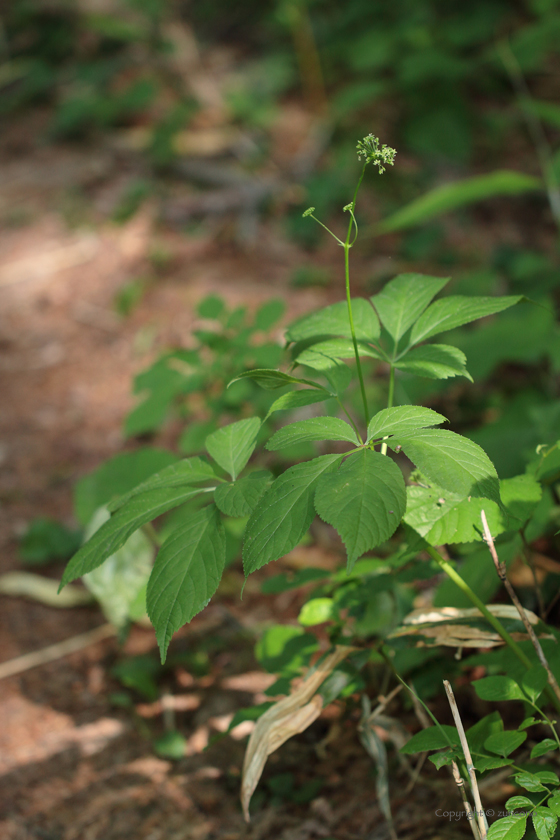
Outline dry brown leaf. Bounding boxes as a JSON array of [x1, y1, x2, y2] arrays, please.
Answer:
[[389, 605, 551, 649], [241, 645, 357, 821], [401, 605, 540, 626]]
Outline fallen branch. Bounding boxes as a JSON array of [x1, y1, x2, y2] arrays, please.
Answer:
[[0, 623, 115, 681]]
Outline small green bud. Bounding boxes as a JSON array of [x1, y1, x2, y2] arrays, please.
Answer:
[[356, 134, 397, 174], [343, 203, 353, 212], [302, 207, 315, 217]]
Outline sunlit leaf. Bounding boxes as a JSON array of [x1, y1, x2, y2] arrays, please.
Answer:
[[371, 273, 449, 342], [266, 417, 359, 450], [205, 417, 261, 480], [410, 295, 523, 345]]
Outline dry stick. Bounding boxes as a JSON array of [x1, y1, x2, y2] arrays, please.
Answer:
[[481, 509, 560, 707], [451, 760, 481, 840], [443, 680, 487, 840], [0, 623, 115, 681]]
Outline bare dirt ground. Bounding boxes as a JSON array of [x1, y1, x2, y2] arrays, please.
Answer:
[[0, 115, 479, 840]]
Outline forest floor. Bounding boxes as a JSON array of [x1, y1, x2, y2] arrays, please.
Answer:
[[0, 110, 507, 840]]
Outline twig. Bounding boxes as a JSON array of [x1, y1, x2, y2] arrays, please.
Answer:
[[0, 623, 115, 681], [443, 680, 487, 840], [451, 760, 481, 840], [481, 509, 560, 707]]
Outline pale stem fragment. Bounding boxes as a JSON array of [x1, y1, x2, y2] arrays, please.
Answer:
[[443, 680, 487, 840]]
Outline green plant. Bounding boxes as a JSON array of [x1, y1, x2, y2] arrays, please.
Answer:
[[60, 135, 560, 825]]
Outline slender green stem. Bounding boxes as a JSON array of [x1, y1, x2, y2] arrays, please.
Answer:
[[427, 546, 532, 666], [344, 244, 369, 429], [308, 214, 344, 245], [343, 163, 369, 431], [336, 396, 363, 443], [380, 365, 395, 456], [427, 546, 560, 714]]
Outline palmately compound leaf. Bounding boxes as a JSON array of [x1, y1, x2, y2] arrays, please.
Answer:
[[487, 815, 527, 840], [388, 429, 500, 503], [214, 471, 272, 518], [533, 807, 558, 840], [367, 406, 446, 442], [266, 417, 360, 451], [314, 450, 406, 570], [229, 369, 328, 391], [107, 456, 217, 512], [60, 485, 207, 588], [147, 504, 225, 662], [400, 724, 460, 754], [370, 273, 449, 343], [243, 455, 342, 576], [205, 417, 261, 480], [409, 295, 523, 346], [265, 389, 331, 420], [395, 344, 472, 381], [286, 298, 379, 343]]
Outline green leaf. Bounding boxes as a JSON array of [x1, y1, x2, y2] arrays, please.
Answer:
[[466, 711, 504, 755], [255, 624, 318, 674], [410, 295, 523, 346], [519, 717, 537, 731], [286, 298, 379, 343], [229, 369, 327, 391], [487, 815, 527, 840], [147, 505, 225, 662], [266, 417, 359, 451], [61, 485, 204, 587], [395, 344, 472, 381], [505, 797, 534, 811], [474, 756, 513, 772], [20, 517, 82, 565], [485, 731, 527, 757], [376, 170, 542, 235], [314, 450, 406, 570], [536, 772, 560, 787], [294, 345, 353, 394], [82, 507, 154, 628], [367, 406, 446, 442], [243, 455, 342, 576], [214, 471, 272, 518], [548, 793, 560, 816], [298, 597, 334, 626], [153, 731, 187, 760], [522, 667, 549, 702], [473, 676, 526, 702], [514, 772, 547, 793], [265, 389, 330, 419], [294, 338, 385, 362], [389, 429, 500, 503], [400, 724, 460, 754], [531, 739, 558, 759], [501, 475, 542, 525], [370, 273, 449, 342], [404, 482, 505, 545], [254, 299, 285, 331], [205, 417, 261, 480], [533, 807, 558, 840], [74, 448, 178, 526], [107, 456, 216, 512], [260, 567, 328, 594], [429, 751, 456, 769], [197, 295, 224, 318]]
